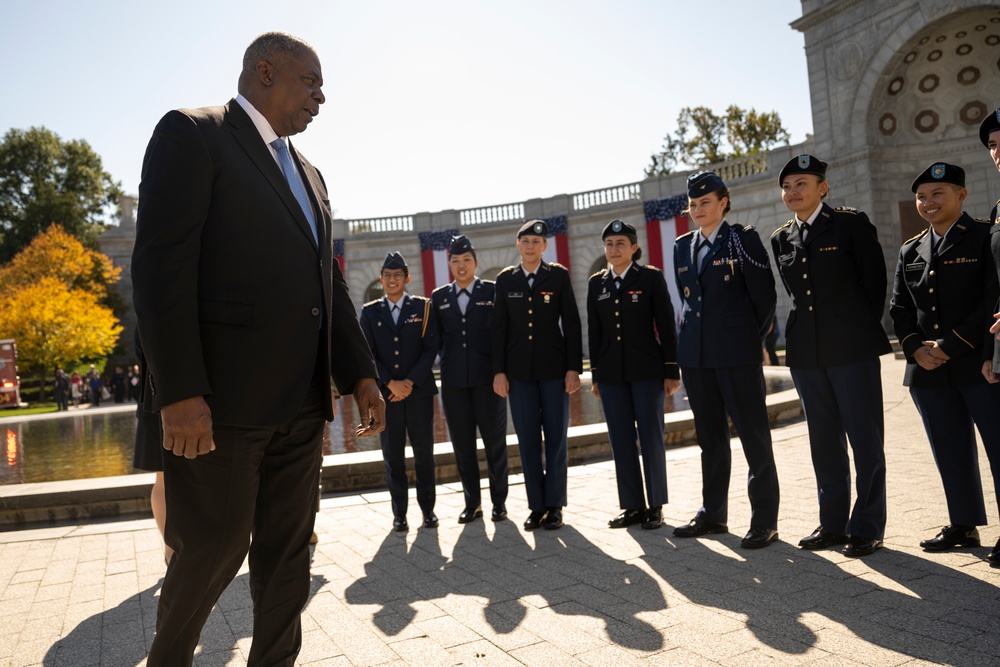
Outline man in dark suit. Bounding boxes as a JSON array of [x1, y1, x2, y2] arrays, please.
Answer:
[[432, 235, 509, 523], [672, 172, 780, 549], [492, 219, 583, 531], [891, 163, 1000, 560], [131, 32, 384, 665], [770, 155, 892, 558], [361, 252, 439, 532], [981, 108, 1000, 225]]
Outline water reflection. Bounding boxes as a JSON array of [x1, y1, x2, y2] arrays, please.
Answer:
[[1, 375, 791, 485]]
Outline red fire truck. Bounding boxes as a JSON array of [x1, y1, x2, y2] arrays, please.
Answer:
[[0, 339, 21, 408]]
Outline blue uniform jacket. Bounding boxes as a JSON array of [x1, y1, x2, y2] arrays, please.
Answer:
[[360, 294, 438, 398], [432, 279, 496, 389], [674, 222, 776, 368]]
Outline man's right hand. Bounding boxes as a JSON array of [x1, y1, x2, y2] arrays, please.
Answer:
[[493, 373, 509, 398], [160, 396, 215, 459]]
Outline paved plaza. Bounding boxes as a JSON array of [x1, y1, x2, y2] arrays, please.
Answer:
[[1, 353, 999, 666]]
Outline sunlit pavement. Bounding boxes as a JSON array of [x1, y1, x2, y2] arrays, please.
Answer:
[[1, 353, 998, 666]]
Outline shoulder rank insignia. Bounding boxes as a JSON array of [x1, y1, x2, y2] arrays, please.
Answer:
[[903, 228, 929, 245], [771, 220, 794, 236], [834, 206, 858, 214], [676, 229, 696, 240]]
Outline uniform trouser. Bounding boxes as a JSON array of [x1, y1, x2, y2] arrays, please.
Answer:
[[150, 374, 325, 667], [442, 385, 509, 510], [909, 382, 1000, 526], [508, 378, 569, 511], [791, 357, 886, 539], [681, 364, 779, 529], [598, 379, 667, 510], [380, 395, 436, 518]]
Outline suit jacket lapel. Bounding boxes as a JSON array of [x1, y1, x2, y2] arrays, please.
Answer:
[[810, 206, 833, 244], [916, 232, 933, 265], [620, 263, 642, 291], [937, 214, 971, 259], [699, 224, 728, 277], [379, 299, 397, 331], [533, 262, 552, 290]]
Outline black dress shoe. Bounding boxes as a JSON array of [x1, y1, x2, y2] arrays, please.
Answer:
[[843, 536, 882, 558], [988, 538, 1000, 565], [798, 526, 850, 550], [673, 513, 728, 538], [524, 510, 546, 531], [641, 506, 663, 530], [491, 505, 508, 521], [458, 507, 483, 524], [392, 516, 408, 532], [609, 508, 645, 529], [741, 527, 779, 549], [423, 513, 439, 528], [542, 508, 563, 530], [919, 525, 980, 551]]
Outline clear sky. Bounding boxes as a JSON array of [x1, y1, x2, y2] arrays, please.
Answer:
[[1, 0, 811, 221]]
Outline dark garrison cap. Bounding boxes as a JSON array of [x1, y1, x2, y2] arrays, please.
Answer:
[[449, 235, 475, 256], [382, 251, 407, 270], [602, 219, 637, 241], [980, 107, 1000, 148], [517, 219, 548, 239], [911, 162, 966, 192], [686, 171, 727, 199], [778, 154, 828, 185]]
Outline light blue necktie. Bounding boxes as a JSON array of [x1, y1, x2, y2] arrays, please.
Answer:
[[271, 138, 319, 245]]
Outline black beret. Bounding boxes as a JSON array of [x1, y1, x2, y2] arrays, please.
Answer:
[[980, 107, 1000, 148], [517, 219, 548, 239], [381, 251, 407, 270], [911, 162, 966, 192], [449, 235, 475, 256], [778, 154, 828, 185], [686, 171, 727, 198], [602, 219, 637, 241]]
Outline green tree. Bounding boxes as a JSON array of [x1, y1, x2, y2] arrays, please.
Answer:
[[646, 105, 791, 176], [0, 126, 123, 263]]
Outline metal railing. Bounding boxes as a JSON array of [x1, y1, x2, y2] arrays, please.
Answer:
[[460, 202, 525, 226]]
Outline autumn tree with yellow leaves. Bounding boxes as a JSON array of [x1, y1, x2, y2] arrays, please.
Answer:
[[0, 225, 123, 400]]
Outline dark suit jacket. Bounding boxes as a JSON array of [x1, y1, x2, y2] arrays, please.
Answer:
[[132, 100, 376, 427], [492, 261, 583, 381], [432, 279, 495, 388], [587, 262, 679, 383], [891, 213, 997, 387], [770, 203, 892, 368], [360, 295, 438, 399], [674, 223, 776, 368]]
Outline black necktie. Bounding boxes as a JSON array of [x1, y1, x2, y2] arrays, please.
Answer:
[[697, 238, 711, 272], [458, 288, 470, 298], [391, 304, 400, 324], [457, 288, 470, 314], [526, 273, 535, 291], [800, 222, 810, 242], [613, 277, 622, 292], [932, 236, 943, 261]]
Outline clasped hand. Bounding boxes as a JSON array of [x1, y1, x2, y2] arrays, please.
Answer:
[[914, 341, 948, 371]]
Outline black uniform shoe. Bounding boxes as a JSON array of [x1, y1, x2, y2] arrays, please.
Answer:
[[988, 538, 1000, 565], [641, 506, 663, 530], [609, 509, 645, 529], [798, 526, 850, 550], [741, 527, 779, 549], [919, 525, 980, 551], [491, 505, 508, 521], [843, 536, 882, 558], [392, 516, 408, 532], [423, 513, 439, 529], [673, 513, 728, 538], [524, 510, 546, 531], [542, 508, 563, 530], [458, 507, 483, 524]]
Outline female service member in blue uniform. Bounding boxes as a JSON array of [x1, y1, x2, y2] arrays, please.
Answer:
[[588, 220, 680, 531], [672, 172, 780, 549], [891, 163, 1000, 564], [493, 219, 583, 531], [770, 155, 892, 558]]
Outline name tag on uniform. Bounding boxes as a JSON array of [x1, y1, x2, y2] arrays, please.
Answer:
[[438, 302, 451, 310], [597, 292, 611, 301], [905, 261, 926, 272], [678, 266, 688, 273], [508, 291, 524, 298]]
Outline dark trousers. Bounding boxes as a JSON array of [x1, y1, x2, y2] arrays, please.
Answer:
[[791, 357, 886, 539], [910, 382, 1000, 526], [442, 385, 508, 510], [599, 379, 667, 510], [150, 377, 325, 666], [508, 378, 569, 511], [380, 395, 435, 518], [682, 365, 779, 529]]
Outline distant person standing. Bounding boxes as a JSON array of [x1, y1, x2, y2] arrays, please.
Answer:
[[588, 220, 679, 531], [890, 162, 1000, 560], [432, 235, 509, 524], [672, 172, 780, 549], [493, 219, 583, 531], [111, 366, 126, 403], [770, 155, 892, 558], [53, 369, 70, 411], [87, 365, 103, 407], [361, 252, 439, 532]]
